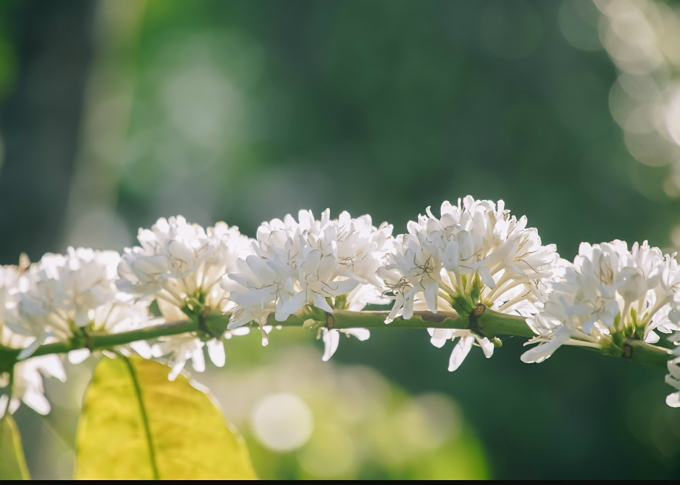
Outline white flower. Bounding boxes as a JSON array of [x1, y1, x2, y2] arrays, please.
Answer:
[[318, 327, 370, 362], [0, 353, 66, 417], [1, 262, 66, 416], [0, 261, 24, 317], [222, 210, 392, 359], [380, 196, 558, 371], [522, 241, 680, 364], [666, 357, 680, 408], [428, 328, 495, 371], [118, 216, 250, 311], [117, 216, 253, 377], [9, 248, 153, 360]]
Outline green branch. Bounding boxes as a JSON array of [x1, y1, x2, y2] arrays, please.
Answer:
[[0, 307, 673, 371]]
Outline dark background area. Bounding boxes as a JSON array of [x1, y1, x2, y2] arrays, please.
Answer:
[[1, 0, 679, 479]]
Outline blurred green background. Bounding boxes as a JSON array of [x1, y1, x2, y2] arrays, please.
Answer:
[[1, 0, 680, 479]]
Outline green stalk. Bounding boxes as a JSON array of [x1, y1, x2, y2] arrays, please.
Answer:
[[623, 339, 673, 369], [0, 320, 199, 362], [0, 308, 673, 371]]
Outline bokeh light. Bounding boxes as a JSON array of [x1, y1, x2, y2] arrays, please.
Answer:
[[251, 393, 314, 452], [200, 345, 487, 480]]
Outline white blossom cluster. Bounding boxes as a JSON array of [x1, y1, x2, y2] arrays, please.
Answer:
[[11, 248, 154, 360], [521, 241, 680, 362], [221, 209, 391, 360], [2, 197, 680, 416], [1, 262, 65, 416], [379, 197, 558, 371], [521, 240, 680, 407], [117, 216, 252, 379]]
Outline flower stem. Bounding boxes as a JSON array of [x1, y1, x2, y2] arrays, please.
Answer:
[[623, 339, 673, 369], [0, 309, 673, 370]]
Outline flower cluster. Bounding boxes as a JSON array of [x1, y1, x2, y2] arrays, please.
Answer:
[[11, 248, 153, 360], [0, 248, 155, 416], [221, 210, 393, 359], [378, 197, 558, 371], [2, 196, 680, 414], [1, 261, 65, 416], [522, 241, 680, 364], [117, 216, 252, 378]]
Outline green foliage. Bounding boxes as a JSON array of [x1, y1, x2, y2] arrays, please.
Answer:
[[0, 415, 30, 480], [74, 355, 257, 480], [399, 427, 489, 480]]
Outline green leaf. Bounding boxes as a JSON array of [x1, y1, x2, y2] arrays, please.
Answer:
[[75, 355, 257, 480], [0, 414, 30, 480]]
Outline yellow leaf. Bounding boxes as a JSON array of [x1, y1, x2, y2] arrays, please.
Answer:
[[75, 355, 257, 480], [0, 414, 30, 480]]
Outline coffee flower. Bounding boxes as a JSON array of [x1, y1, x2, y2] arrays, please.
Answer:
[[117, 216, 253, 376], [9, 248, 152, 361], [667, 356, 680, 408], [318, 327, 370, 361], [0, 260, 26, 317], [117, 216, 250, 311], [1, 263, 66, 416], [0, 348, 66, 417], [222, 210, 392, 359], [521, 241, 680, 364], [379, 196, 558, 370]]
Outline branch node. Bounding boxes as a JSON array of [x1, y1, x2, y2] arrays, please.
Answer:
[[84, 332, 94, 352], [198, 306, 222, 340], [468, 303, 487, 338], [325, 313, 335, 329], [473, 303, 486, 317], [623, 342, 634, 359]]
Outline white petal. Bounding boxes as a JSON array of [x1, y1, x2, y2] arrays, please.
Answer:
[[478, 266, 496, 289], [281, 291, 308, 316], [429, 328, 451, 348], [342, 328, 370, 341], [191, 346, 206, 373], [68, 348, 91, 365], [207, 340, 226, 367], [130, 341, 153, 359], [23, 390, 51, 415], [230, 327, 251, 337], [227, 314, 252, 329], [313, 292, 333, 313], [168, 360, 186, 381], [18, 333, 49, 360], [443, 240, 459, 272], [478, 337, 495, 358], [386, 294, 404, 323], [43, 356, 67, 382], [260, 326, 271, 346], [9, 397, 20, 415], [5, 322, 33, 336], [645, 331, 660, 344], [322, 329, 340, 361], [521, 334, 568, 364], [666, 392, 680, 408], [667, 361, 680, 380], [74, 311, 89, 327], [448, 336, 474, 371], [424, 281, 439, 313], [403, 295, 414, 320], [457, 231, 474, 261], [327, 279, 360, 296]]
